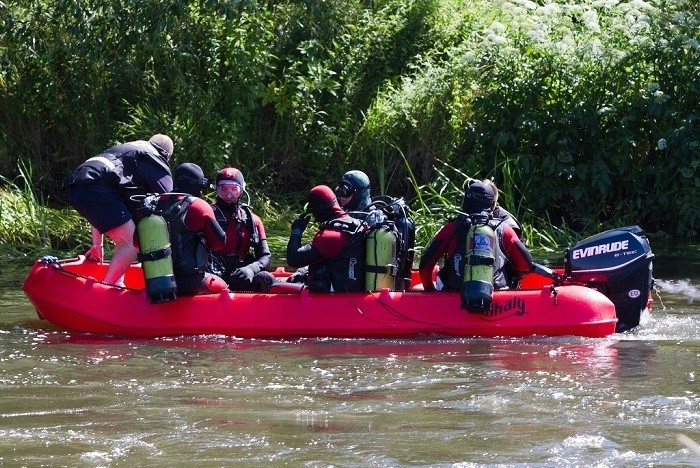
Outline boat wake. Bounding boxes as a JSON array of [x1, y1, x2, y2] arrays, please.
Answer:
[[655, 279, 700, 303]]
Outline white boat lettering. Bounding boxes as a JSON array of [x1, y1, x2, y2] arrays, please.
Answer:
[[572, 240, 629, 259]]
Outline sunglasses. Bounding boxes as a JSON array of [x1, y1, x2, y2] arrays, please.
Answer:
[[334, 181, 355, 198]]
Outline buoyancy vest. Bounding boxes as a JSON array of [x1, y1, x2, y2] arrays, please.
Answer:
[[440, 215, 509, 290], [156, 195, 208, 277], [211, 203, 260, 256], [308, 217, 367, 292], [492, 205, 525, 242]]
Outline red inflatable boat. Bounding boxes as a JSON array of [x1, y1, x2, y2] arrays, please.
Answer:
[[21, 226, 654, 339]]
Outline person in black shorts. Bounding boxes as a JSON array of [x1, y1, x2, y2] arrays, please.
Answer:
[[63, 134, 174, 286]]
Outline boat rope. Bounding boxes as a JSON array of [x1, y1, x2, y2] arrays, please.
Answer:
[[370, 292, 465, 330], [39, 257, 134, 290], [337, 288, 450, 329], [333, 291, 400, 328]]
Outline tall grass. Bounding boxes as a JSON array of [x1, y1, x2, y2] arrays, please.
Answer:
[[0, 161, 89, 258], [407, 159, 581, 259]]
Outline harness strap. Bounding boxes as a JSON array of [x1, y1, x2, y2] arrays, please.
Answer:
[[468, 255, 495, 266], [138, 246, 172, 262], [365, 264, 398, 275]]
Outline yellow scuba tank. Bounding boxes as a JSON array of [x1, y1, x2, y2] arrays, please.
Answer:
[[460, 214, 496, 312], [137, 195, 177, 304], [365, 224, 398, 291]]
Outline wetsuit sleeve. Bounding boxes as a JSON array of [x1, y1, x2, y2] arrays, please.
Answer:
[[186, 199, 226, 251], [501, 225, 533, 273], [418, 223, 453, 291], [248, 239, 271, 273], [202, 216, 226, 252], [286, 232, 324, 268]]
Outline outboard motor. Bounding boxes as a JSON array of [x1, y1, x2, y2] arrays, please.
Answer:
[[564, 226, 654, 332]]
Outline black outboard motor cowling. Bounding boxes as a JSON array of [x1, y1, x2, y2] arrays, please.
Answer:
[[564, 226, 654, 332]]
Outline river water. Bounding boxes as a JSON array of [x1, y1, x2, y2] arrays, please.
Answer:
[[1, 250, 699, 466]]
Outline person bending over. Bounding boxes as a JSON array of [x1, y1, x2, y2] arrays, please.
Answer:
[[63, 134, 174, 286]]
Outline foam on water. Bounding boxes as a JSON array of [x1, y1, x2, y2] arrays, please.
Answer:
[[655, 279, 700, 303]]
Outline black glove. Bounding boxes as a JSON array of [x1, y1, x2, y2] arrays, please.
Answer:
[[290, 213, 311, 237], [286, 266, 308, 284], [229, 266, 255, 289]]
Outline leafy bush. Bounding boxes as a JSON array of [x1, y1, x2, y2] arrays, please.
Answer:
[[356, 0, 699, 238], [0, 0, 698, 244]]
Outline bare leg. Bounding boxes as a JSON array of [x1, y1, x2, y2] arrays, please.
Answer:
[[103, 220, 138, 285]]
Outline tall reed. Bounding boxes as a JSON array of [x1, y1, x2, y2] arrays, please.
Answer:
[[406, 159, 581, 258], [0, 161, 88, 257]]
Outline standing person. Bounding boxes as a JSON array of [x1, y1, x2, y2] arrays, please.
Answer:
[[286, 185, 367, 292], [419, 179, 534, 292], [210, 167, 275, 292], [149, 163, 227, 295], [334, 170, 416, 290], [481, 178, 525, 242], [62, 134, 174, 286]]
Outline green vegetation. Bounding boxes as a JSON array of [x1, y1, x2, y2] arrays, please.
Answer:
[[0, 162, 90, 258], [1, 0, 698, 259]]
